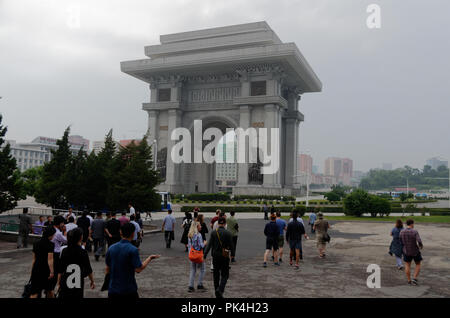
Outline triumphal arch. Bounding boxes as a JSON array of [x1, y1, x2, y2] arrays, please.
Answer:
[[121, 21, 322, 195]]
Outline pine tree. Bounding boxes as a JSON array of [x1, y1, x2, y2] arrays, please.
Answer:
[[64, 148, 88, 210], [35, 127, 72, 209], [107, 137, 160, 211], [0, 114, 25, 212]]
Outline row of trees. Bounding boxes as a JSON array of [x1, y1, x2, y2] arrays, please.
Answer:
[[0, 113, 161, 213], [360, 165, 449, 190], [343, 189, 391, 217]]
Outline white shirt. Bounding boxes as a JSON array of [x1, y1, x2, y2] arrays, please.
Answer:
[[87, 215, 93, 225], [288, 217, 305, 226], [65, 223, 78, 232], [130, 220, 141, 241], [213, 222, 227, 230], [129, 206, 135, 216]]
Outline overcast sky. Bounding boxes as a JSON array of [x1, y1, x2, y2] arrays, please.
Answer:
[[1, 0, 449, 172]]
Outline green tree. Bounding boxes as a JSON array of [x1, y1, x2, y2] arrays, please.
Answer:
[[107, 137, 160, 212], [324, 191, 340, 202], [0, 114, 25, 212], [64, 148, 88, 210], [399, 192, 408, 202], [343, 189, 371, 217], [21, 166, 43, 197], [35, 127, 73, 209], [368, 195, 391, 217]]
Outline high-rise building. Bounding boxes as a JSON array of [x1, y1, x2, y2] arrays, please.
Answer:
[[426, 157, 448, 170], [215, 134, 238, 192], [324, 157, 353, 186], [298, 154, 313, 175], [4, 140, 49, 172]]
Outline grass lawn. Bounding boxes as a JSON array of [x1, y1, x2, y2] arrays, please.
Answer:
[[285, 215, 450, 224]]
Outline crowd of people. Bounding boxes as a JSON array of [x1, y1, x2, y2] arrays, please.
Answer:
[[20, 203, 425, 299], [24, 203, 153, 298]]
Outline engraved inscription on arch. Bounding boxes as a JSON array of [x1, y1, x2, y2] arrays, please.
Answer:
[[188, 87, 241, 102]]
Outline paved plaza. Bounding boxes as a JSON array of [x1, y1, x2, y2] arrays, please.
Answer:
[[0, 218, 449, 298]]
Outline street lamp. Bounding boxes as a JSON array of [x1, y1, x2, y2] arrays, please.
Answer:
[[152, 139, 158, 171]]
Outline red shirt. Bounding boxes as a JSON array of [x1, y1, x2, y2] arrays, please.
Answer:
[[211, 216, 219, 228], [119, 216, 129, 227]]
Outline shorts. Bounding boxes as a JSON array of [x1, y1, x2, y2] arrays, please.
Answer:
[[289, 239, 301, 250], [277, 235, 284, 248], [403, 253, 423, 264], [266, 237, 279, 251]]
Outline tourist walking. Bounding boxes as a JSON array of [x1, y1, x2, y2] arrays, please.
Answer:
[[308, 210, 317, 233], [204, 217, 233, 298], [263, 203, 269, 220], [263, 215, 280, 267], [389, 219, 404, 270], [128, 203, 136, 216], [286, 212, 306, 269], [33, 215, 45, 235], [63, 207, 76, 223], [162, 209, 175, 248], [105, 212, 121, 248], [17, 208, 32, 249], [65, 216, 77, 232], [129, 214, 142, 247], [399, 219, 423, 285], [105, 223, 160, 299], [210, 210, 221, 229], [313, 212, 330, 258], [76, 211, 91, 249], [197, 214, 208, 243], [275, 212, 287, 263], [57, 228, 94, 298], [90, 211, 106, 261], [181, 212, 193, 252], [29, 226, 56, 298], [226, 211, 239, 263], [50, 216, 68, 290], [44, 215, 53, 227], [187, 221, 206, 292], [118, 211, 129, 226]]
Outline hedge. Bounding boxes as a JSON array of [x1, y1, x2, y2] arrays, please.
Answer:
[[180, 205, 291, 213], [233, 195, 295, 201], [180, 205, 345, 213], [185, 193, 231, 201]]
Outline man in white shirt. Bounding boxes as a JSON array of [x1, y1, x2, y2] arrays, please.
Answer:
[[65, 216, 78, 232], [63, 207, 76, 222], [129, 214, 141, 247], [129, 203, 136, 216]]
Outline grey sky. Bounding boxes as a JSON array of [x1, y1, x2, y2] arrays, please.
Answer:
[[0, 0, 449, 172]]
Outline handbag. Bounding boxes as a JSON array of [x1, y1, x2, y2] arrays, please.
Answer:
[[22, 279, 32, 298], [216, 229, 230, 259], [188, 238, 204, 263], [324, 232, 331, 243]]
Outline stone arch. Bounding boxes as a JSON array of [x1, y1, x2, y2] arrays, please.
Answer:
[[183, 115, 238, 193]]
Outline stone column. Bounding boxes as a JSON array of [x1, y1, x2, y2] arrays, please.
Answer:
[[146, 110, 159, 144], [237, 105, 251, 186], [165, 109, 182, 192], [284, 118, 298, 187], [263, 103, 281, 188]]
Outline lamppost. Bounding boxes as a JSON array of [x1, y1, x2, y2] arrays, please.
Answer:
[[152, 139, 158, 171]]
